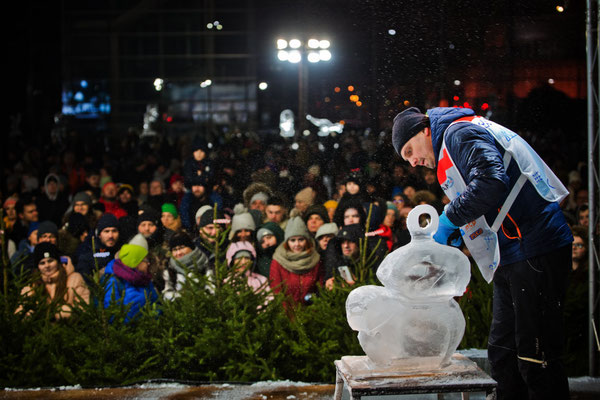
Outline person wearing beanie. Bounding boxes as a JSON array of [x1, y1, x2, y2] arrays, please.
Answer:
[[117, 183, 138, 217], [195, 207, 229, 248], [76, 213, 120, 284], [136, 207, 169, 291], [162, 232, 210, 301], [161, 202, 182, 244], [315, 222, 338, 254], [229, 205, 256, 243], [137, 208, 163, 247], [102, 234, 158, 323], [58, 212, 90, 264], [167, 173, 185, 206], [17, 242, 90, 319], [323, 200, 338, 223], [303, 204, 329, 238], [36, 221, 59, 245], [392, 106, 573, 399], [294, 187, 316, 216], [255, 221, 285, 278], [179, 174, 219, 232], [224, 241, 271, 301], [99, 182, 127, 219], [269, 216, 323, 308]]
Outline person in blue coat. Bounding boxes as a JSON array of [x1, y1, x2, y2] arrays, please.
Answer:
[[102, 234, 158, 323], [392, 107, 573, 400]]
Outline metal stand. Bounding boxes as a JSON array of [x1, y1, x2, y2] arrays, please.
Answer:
[[334, 353, 496, 400]]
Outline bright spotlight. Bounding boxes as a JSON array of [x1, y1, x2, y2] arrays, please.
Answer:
[[319, 50, 331, 61], [288, 50, 302, 63], [289, 39, 302, 49], [308, 39, 320, 48], [307, 51, 320, 63], [277, 50, 289, 61], [277, 39, 288, 49], [388, 29, 396, 35], [319, 40, 330, 49], [258, 82, 268, 90]]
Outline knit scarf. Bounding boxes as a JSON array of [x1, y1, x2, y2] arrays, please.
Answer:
[[169, 247, 208, 274], [112, 259, 152, 287], [272, 243, 320, 274]]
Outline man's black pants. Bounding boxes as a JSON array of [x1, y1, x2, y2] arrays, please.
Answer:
[[488, 245, 571, 400]]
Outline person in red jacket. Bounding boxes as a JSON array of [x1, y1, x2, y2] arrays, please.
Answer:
[[269, 216, 323, 308]]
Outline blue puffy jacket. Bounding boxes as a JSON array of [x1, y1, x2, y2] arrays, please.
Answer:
[[102, 260, 158, 323], [427, 107, 572, 266]]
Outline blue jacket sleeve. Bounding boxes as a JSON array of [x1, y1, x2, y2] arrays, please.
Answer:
[[444, 124, 510, 227]]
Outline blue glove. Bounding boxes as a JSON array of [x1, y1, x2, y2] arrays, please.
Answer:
[[434, 212, 462, 247]]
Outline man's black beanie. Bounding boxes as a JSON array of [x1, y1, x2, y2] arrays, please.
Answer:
[[96, 213, 119, 235], [392, 107, 428, 156]]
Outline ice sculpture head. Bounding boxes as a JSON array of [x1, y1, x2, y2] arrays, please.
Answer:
[[376, 205, 471, 301]]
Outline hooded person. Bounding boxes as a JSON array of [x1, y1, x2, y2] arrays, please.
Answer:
[[315, 222, 338, 255], [332, 197, 367, 228], [225, 241, 271, 300], [162, 231, 211, 301], [323, 223, 387, 290], [242, 182, 273, 220], [269, 216, 324, 307], [255, 221, 285, 278], [183, 135, 214, 186], [76, 213, 121, 284], [102, 234, 158, 323], [37, 173, 70, 227], [62, 191, 98, 229], [179, 174, 217, 231]]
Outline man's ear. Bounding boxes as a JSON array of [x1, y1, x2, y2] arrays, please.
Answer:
[[423, 127, 431, 137]]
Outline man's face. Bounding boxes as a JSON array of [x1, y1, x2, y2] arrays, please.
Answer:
[[250, 199, 266, 214], [191, 185, 205, 198], [343, 208, 360, 226], [171, 180, 184, 193], [138, 221, 157, 237], [400, 129, 436, 169], [578, 209, 589, 227], [341, 240, 358, 258], [260, 234, 277, 249], [38, 232, 57, 245], [572, 236, 586, 262], [266, 205, 284, 223], [200, 224, 220, 242], [149, 181, 163, 196], [21, 204, 39, 223], [99, 227, 119, 247], [102, 184, 117, 199], [306, 214, 324, 233], [161, 212, 175, 227]]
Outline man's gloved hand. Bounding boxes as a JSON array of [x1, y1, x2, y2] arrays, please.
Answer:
[[434, 212, 462, 247]]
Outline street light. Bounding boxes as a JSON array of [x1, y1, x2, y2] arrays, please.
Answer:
[[276, 37, 332, 134]]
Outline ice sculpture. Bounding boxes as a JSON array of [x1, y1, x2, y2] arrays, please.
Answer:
[[346, 204, 471, 370], [279, 109, 295, 137], [306, 114, 344, 136]]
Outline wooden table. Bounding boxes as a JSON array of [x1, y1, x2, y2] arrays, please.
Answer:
[[334, 353, 496, 400]]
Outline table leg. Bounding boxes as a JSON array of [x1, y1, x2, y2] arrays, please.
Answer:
[[334, 368, 343, 400]]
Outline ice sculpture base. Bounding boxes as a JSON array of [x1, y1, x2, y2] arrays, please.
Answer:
[[334, 353, 496, 400]]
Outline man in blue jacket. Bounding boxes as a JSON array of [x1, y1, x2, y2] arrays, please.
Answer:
[[392, 107, 573, 400]]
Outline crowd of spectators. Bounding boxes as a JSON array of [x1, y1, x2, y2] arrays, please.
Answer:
[[1, 122, 592, 322]]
